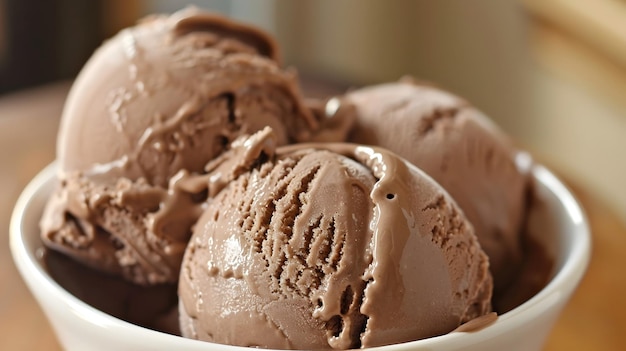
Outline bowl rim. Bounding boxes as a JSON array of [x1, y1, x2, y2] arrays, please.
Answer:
[[10, 162, 591, 350]]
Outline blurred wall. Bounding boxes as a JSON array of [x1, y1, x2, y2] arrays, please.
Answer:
[[274, 0, 536, 137], [0, 0, 101, 94], [0, 0, 141, 96]]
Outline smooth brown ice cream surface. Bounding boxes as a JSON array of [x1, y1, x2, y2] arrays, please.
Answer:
[[40, 8, 355, 285], [58, 7, 314, 186], [344, 80, 532, 298], [179, 128, 493, 349]]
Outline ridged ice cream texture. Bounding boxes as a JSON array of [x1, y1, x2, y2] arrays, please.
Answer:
[[179, 128, 493, 349]]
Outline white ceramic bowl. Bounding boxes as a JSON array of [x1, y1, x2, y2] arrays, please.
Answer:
[[11, 163, 590, 351]]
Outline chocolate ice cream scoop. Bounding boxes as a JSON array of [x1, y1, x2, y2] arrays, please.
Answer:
[[343, 80, 532, 296], [58, 7, 316, 187], [40, 8, 351, 285], [178, 128, 493, 349]]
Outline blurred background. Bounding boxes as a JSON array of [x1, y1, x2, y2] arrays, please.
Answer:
[[1, 0, 625, 225]]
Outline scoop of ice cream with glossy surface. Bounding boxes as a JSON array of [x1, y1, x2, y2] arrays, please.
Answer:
[[39, 8, 329, 285], [345, 80, 531, 297], [57, 8, 321, 187], [178, 128, 493, 349]]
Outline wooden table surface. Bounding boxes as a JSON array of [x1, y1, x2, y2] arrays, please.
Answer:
[[1, 82, 625, 350]]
